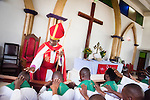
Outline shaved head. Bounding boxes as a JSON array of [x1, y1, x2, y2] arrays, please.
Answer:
[[122, 83, 144, 100], [79, 67, 91, 81], [89, 94, 106, 100], [18, 71, 30, 82], [52, 71, 64, 82], [144, 89, 150, 100]]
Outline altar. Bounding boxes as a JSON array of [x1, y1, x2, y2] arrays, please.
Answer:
[[73, 58, 123, 74], [67, 58, 123, 85]]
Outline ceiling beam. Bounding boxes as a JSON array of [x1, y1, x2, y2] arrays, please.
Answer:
[[139, 0, 150, 10]]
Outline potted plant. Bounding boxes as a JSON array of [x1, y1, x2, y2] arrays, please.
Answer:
[[83, 48, 92, 59]]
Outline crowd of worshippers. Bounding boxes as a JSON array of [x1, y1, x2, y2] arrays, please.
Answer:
[[0, 66, 150, 100]]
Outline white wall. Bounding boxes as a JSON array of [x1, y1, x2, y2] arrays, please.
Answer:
[[145, 52, 150, 69], [0, 0, 145, 70], [31, 0, 57, 44], [141, 16, 150, 50], [140, 16, 150, 69], [62, 0, 115, 69], [0, 0, 25, 56], [120, 14, 143, 64]]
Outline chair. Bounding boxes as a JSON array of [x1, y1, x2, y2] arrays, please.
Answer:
[[20, 34, 41, 69], [0, 43, 20, 76]]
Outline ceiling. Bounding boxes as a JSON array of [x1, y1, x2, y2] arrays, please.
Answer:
[[130, 0, 150, 14]]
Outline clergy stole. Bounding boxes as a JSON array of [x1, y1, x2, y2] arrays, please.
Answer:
[[77, 80, 95, 92], [141, 79, 149, 85], [6, 80, 31, 90], [101, 81, 118, 91], [48, 82, 69, 96], [116, 80, 121, 85]]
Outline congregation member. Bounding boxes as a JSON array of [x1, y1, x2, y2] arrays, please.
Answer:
[[74, 67, 97, 100], [79, 79, 144, 100], [137, 71, 149, 85], [74, 67, 120, 100], [101, 68, 118, 92], [95, 82, 144, 100], [94, 68, 147, 100], [113, 68, 149, 92], [100, 68, 120, 99], [78, 67, 149, 100], [38, 71, 74, 100], [146, 66, 150, 74], [25, 23, 67, 82], [79, 84, 106, 100], [144, 89, 150, 100], [47, 78, 62, 100], [0, 71, 37, 100]]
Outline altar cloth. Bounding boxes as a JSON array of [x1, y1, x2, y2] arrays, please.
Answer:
[[73, 58, 123, 74], [67, 58, 123, 85]]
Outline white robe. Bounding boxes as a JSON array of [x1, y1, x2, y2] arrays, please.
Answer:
[[74, 85, 120, 100], [105, 75, 149, 100], [38, 86, 74, 100], [82, 76, 149, 100], [0, 86, 37, 100], [105, 94, 121, 100], [52, 94, 60, 100], [74, 88, 98, 100], [120, 76, 149, 92]]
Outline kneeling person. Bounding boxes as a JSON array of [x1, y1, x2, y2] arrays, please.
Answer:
[[38, 71, 74, 100], [74, 67, 98, 100], [0, 71, 37, 100]]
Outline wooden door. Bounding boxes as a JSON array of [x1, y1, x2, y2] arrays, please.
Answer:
[[137, 52, 147, 71]]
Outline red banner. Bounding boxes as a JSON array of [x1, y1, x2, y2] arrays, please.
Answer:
[[97, 64, 118, 74]]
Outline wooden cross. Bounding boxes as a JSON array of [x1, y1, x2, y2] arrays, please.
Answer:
[[78, 2, 103, 58]]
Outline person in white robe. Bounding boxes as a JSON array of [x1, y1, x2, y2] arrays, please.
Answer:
[[79, 68, 147, 100], [113, 68, 149, 92], [0, 71, 37, 100], [38, 71, 74, 100], [94, 82, 144, 100], [74, 67, 99, 100], [74, 67, 120, 100]]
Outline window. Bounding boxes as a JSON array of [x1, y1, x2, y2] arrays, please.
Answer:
[[99, 0, 144, 26], [136, 12, 143, 26], [119, 0, 129, 16], [99, 0, 113, 8], [128, 6, 136, 21]]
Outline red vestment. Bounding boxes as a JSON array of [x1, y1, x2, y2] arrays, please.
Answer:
[[30, 41, 67, 81]]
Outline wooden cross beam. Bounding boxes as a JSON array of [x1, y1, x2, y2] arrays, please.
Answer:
[[78, 2, 103, 58]]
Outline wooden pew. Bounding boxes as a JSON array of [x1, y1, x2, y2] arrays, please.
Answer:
[[0, 74, 47, 93]]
